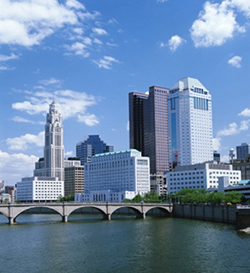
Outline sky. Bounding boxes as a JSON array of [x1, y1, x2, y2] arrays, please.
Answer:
[[1, 0, 250, 185]]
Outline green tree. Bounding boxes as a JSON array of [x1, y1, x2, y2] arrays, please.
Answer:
[[224, 191, 243, 204]]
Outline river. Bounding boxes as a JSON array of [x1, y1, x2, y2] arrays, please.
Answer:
[[0, 213, 249, 273]]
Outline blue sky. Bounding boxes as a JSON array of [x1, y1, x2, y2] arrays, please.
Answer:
[[1, 0, 250, 185]]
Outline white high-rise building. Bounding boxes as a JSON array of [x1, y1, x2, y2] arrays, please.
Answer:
[[44, 101, 64, 181], [168, 77, 213, 169], [75, 149, 150, 202]]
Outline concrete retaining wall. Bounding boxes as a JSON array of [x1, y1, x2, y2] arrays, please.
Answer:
[[173, 204, 237, 224]]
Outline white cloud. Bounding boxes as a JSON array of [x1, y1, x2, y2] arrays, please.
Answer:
[[157, 0, 168, 3], [93, 56, 119, 69], [0, 0, 84, 47], [0, 66, 14, 70], [0, 53, 19, 61], [66, 0, 85, 10], [12, 89, 100, 126], [92, 27, 108, 36], [231, 0, 250, 17], [6, 131, 44, 151], [190, 1, 245, 47], [217, 120, 250, 136], [228, 55, 242, 67], [168, 35, 186, 52], [0, 150, 38, 184], [65, 42, 90, 57], [239, 108, 250, 117], [65, 150, 73, 157], [213, 137, 222, 151], [77, 114, 99, 126], [39, 77, 63, 86], [93, 38, 103, 45]]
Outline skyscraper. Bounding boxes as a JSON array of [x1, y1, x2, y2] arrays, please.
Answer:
[[129, 86, 170, 174], [129, 92, 148, 155], [168, 77, 213, 169], [43, 101, 65, 181], [76, 135, 114, 165], [236, 143, 250, 160]]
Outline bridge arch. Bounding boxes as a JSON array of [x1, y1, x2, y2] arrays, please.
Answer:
[[13, 206, 63, 222], [110, 205, 142, 219], [144, 206, 172, 217], [0, 209, 9, 219], [67, 205, 107, 219]]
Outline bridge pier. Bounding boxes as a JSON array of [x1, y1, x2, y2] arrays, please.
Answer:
[[62, 215, 68, 223], [103, 213, 111, 220], [8, 217, 14, 225]]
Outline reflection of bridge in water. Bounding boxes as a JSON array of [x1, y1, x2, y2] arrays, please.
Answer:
[[0, 202, 173, 224]]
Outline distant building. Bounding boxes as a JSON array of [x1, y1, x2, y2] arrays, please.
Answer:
[[236, 143, 250, 160], [76, 135, 114, 165], [213, 151, 220, 163], [64, 165, 84, 196], [167, 162, 241, 194], [233, 155, 250, 180], [168, 77, 213, 169], [207, 179, 250, 201], [0, 180, 4, 193], [75, 149, 150, 202], [16, 176, 64, 202]]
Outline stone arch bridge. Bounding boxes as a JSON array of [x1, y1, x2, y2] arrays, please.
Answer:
[[0, 202, 173, 224]]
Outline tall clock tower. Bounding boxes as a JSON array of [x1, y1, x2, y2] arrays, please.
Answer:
[[44, 101, 64, 181]]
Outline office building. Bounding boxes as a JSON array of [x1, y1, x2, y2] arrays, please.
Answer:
[[75, 149, 150, 202], [129, 92, 148, 155], [167, 162, 241, 194], [233, 154, 250, 180], [236, 143, 250, 160], [16, 176, 64, 202], [76, 135, 114, 165], [168, 77, 213, 169], [129, 86, 170, 175], [64, 166, 84, 196]]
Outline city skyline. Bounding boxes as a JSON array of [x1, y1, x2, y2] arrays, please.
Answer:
[[1, 0, 250, 185]]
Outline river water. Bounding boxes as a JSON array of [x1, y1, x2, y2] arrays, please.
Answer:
[[0, 213, 249, 273]]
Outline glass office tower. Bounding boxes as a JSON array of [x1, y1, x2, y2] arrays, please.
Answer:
[[168, 77, 213, 169]]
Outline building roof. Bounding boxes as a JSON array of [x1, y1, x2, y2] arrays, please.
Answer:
[[171, 77, 207, 91], [93, 149, 140, 157], [238, 180, 250, 185]]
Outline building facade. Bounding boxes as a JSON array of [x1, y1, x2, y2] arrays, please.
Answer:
[[16, 176, 64, 202], [75, 149, 150, 202], [167, 162, 241, 194], [76, 135, 114, 165], [129, 86, 170, 175], [33, 101, 64, 181], [64, 166, 84, 196], [168, 77, 213, 169], [129, 92, 148, 155], [233, 155, 250, 180], [236, 143, 250, 160]]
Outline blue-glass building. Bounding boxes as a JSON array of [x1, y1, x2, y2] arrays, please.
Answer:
[[76, 135, 114, 165]]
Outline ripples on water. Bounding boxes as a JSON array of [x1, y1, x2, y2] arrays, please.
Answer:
[[0, 214, 249, 273]]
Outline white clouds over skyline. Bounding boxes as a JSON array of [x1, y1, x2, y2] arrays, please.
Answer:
[[12, 86, 100, 126]]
